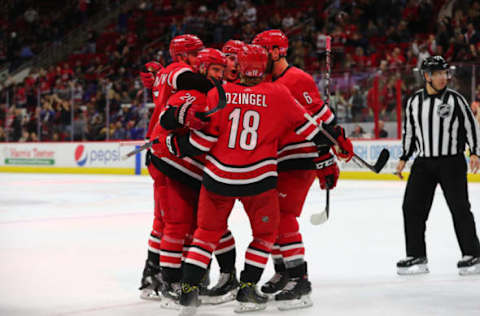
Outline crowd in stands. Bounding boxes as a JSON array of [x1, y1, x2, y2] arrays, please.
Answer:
[[1, 0, 480, 143]]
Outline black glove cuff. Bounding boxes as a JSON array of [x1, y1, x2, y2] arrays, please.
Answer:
[[160, 107, 182, 130]]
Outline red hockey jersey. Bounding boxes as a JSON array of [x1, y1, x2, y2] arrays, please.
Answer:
[[150, 90, 207, 189], [273, 66, 335, 170], [189, 81, 321, 196], [147, 62, 194, 138]]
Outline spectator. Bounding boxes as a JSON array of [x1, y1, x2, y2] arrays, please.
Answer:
[[18, 128, 30, 142], [349, 85, 367, 122], [330, 90, 350, 122], [376, 120, 388, 138], [282, 13, 295, 30], [291, 40, 306, 69], [0, 126, 6, 142], [386, 47, 406, 69], [416, 44, 430, 69], [24, 7, 39, 24], [112, 120, 126, 140], [350, 125, 366, 138], [242, 0, 257, 25]]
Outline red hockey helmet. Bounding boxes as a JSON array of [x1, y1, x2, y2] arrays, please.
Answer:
[[222, 40, 246, 56], [237, 44, 268, 78], [252, 29, 288, 56], [195, 48, 227, 71], [169, 34, 204, 61]]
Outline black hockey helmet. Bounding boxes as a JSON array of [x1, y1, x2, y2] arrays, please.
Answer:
[[421, 56, 449, 74]]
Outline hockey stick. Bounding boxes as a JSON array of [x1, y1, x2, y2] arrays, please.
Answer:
[[311, 35, 332, 226], [121, 138, 159, 160], [311, 188, 329, 225], [122, 80, 227, 160], [304, 113, 390, 173]]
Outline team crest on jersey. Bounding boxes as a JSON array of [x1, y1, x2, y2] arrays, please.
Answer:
[[437, 103, 453, 118]]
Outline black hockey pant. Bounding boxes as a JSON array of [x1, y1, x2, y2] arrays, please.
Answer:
[[402, 155, 480, 257]]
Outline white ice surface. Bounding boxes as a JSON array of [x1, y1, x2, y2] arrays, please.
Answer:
[[0, 173, 479, 316]]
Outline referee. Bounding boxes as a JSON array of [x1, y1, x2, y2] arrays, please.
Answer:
[[395, 56, 480, 276]]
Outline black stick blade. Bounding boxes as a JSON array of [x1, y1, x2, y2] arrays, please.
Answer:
[[373, 149, 390, 173]]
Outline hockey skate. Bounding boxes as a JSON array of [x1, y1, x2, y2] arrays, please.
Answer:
[[275, 276, 313, 311], [160, 281, 182, 310], [396, 257, 429, 275], [139, 260, 163, 300], [260, 271, 289, 297], [179, 283, 200, 316], [234, 281, 268, 313], [198, 267, 211, 297], [202, 270, 239, 305], [457, 256, 480, 276]]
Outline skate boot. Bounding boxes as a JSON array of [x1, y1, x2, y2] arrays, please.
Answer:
[[179, 283, 200, 316], [275, 276, 313, 310], [202, 269, 239, 305], [159, 281, 181, 310], [260, 271, 289, 296], [198, 267, 211, 297], [457, 256, 480, 276], [396, 257, 429, 275], [138, 260, 163, 300], [234, 281, 268, 313]]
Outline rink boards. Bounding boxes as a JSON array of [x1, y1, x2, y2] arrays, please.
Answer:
[[1, 140, 479, 181]]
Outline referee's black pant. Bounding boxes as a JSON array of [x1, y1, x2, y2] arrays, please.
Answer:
[[402, 154, 480, 257]]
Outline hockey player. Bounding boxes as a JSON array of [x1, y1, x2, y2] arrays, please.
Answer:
[[222, 40, 245, 83], [200, 39, 247, 305], [252, 29, 352, 309], [138, 60, 166, 300], [149, 47, 227, 309], [139, 34, 207, 302], [151, 44, 354, 315]]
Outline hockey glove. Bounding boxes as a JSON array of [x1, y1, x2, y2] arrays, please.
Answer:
[[150, 134, 180, 157], [314, 153, 340, 189], [172, 98, 210, 130], [139, 61, 162, 89], [329, 125, 354, 162]]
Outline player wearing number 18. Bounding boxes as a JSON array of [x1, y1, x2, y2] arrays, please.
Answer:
[[159, 44, 353, 315]]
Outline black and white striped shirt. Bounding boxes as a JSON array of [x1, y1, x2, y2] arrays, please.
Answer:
[[401, 87, 480, 160]]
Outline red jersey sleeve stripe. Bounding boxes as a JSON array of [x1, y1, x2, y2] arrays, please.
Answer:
[[193, 129, 218, 142], [294, 118, 316, 135], [312, 105, 335, 124], [296, 122, 320, 141]]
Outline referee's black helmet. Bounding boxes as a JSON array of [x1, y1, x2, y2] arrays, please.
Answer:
[[421, 56, 449, 73]]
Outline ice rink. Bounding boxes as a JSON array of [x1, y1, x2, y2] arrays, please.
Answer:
[[1, 173, 479, 316]]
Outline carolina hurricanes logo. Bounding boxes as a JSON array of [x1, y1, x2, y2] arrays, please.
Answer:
[[74, 145, 88, 166]]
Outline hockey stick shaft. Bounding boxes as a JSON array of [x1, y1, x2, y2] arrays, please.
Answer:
[[310, 36, 332, 226], [122, 139, 158, 160], [325, 188, 330, 217]]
